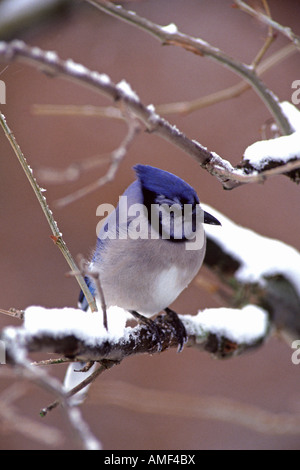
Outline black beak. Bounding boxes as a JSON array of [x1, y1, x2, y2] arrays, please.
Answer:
[[204, 210, 221, 225]]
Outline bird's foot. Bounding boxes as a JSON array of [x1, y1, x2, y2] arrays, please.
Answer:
[[163, 307, 188, 353], [130, 310, 163, 352]]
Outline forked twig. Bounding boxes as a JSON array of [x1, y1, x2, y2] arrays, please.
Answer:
[[54, 115, 140, 207], [235, 0, 300, 50], [86, 0, 294, 135]]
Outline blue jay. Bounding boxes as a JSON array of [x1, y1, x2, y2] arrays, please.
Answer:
[[79, 164, 221, 351]]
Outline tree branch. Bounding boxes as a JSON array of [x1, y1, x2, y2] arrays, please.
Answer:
[[234, 0, 300, 50], [0, 40, 234, 186], [203, 204, 300, 343], [0, 338, 101, 449], [32, 43, 297, 117], [1, 304, 269, 367], [54, 114, 140, 207], [85, 0, 294, 136], [0, 112, 97, 312], [1, 40, 299, 194]]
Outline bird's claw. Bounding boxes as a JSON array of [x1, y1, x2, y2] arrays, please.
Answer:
[[164, 307, 188, 352], [130, 310, 163, 352]]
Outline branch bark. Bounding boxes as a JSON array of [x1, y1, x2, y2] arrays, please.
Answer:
[[85, 0, 294, 136], [1, 303, 269, 369], [234, 0, 300, 50], [1, 40, 299, 193]]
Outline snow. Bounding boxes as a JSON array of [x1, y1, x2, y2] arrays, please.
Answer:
[[45, 50, 58, 62], [243, 101, 300, 169], [30, 46, 42, 57], [116, 79, 139, 101], [185, 305, 268, 344], [147, 104, 156, 113], [203, 204, 300, 298], [161, 23, 178, 34], [1, 326, 27, 363], [280, 101, 300, 131], [65, 59, 88, 76], [90, 71, 111, 85], [23, 305, 129, 345], [243, 131, 300, 168], [66, 61, 111, 87], [210, 151, 235, 172]]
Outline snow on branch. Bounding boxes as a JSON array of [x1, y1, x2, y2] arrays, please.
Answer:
[[240, 101, 300, 183], [86, 0, 294, 136], [1, 303, 269, 370], [203, 204, 300, 342], [4, 204, 299, 366], [0, 40, 300, 192]]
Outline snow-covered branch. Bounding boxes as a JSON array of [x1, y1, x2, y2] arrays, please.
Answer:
[[1, 303, 269, 369], [3, 204, 299, 367], [1, 40, 300, 192], [203, 204, 300, 343]]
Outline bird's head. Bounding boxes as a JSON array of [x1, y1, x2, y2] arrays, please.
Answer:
[[134, 164, 220, 241]]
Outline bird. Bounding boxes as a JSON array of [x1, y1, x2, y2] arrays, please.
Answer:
[[79, 164, 221, 351]]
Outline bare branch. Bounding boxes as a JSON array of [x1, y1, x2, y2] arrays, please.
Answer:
[[0, 382, 64, 447], [85, 0, 294, 135], [92, 379, 300, 435], [1, 349, 102, 449], [75, 255, 108, 330], [0, 41, 222, 175], [235, 0, 300, 50], [54, 115, 140, 207], [0, 308, 24, 320], [0, 112, 97, 313], [31, 43, 297, 118], [0, 40, 299, 195], [41, 360, 116, 416], [32, 103, 123, 120]]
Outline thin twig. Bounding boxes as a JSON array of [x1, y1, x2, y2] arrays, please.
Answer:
[[55, 116, 140, 207], [92, 379, 300, 435], [36, 153, 112, 184], [250, 0, 274, 68], [215, 158, 300, 184], [41, 360, 116, 416], [32, 43, 296, 118], [4, 352, 101, 449], [0, 308, 24, 320], [31, 357, 74, 366], [0, 41, 298, 192], [235, 0, 300, 50], [75, 255, 108, 330], [32, 103, 123, 119], [0, 112, 97, 312], [158, 43, 296, 115], [0, 382, 64, 447], [86, 0, 294, 135]]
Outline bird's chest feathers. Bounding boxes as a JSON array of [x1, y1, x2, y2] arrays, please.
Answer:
[[151, 259, 198, 309]]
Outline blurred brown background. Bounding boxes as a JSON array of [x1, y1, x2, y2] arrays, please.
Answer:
[[0, 0, 300, 450]]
